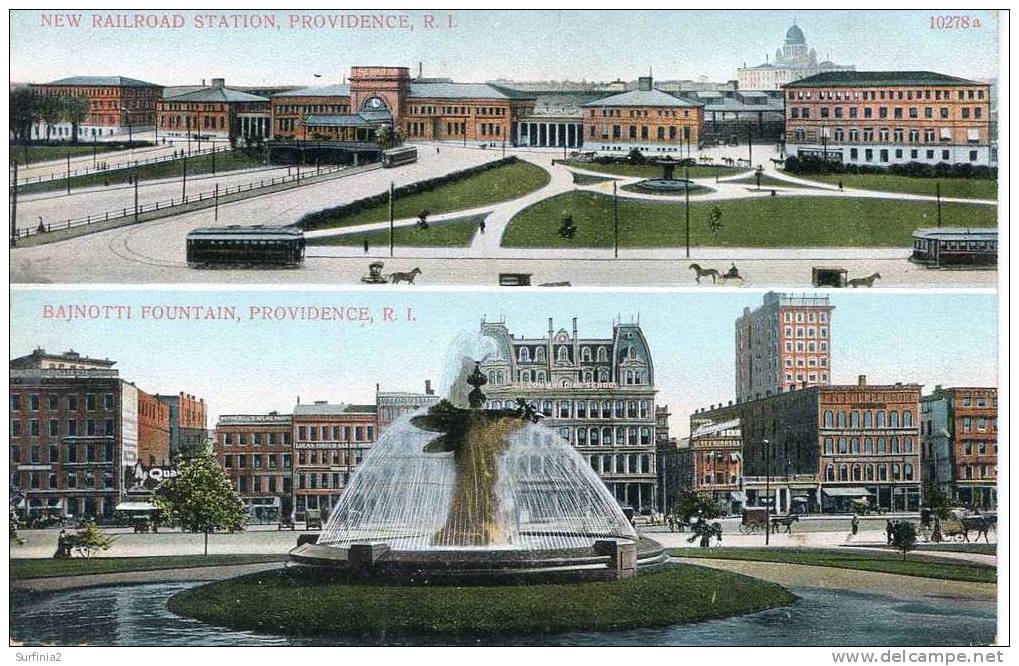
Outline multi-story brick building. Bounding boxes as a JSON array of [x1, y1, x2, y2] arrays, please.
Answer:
[[214, 413, 294, 522], [783, 71, 994, 166], [157, 78, 271, 142], [478, 317, 658, 512], [736, 292, 834, 403], [270, 66, 536, 144], [687, 418, 743, 514], [30, 75, 163, 140], [693, 376, 922, 514], [920, 386, 997, 509], [376, 381, 438, 435], [292, 401, 377, 519], [580, 76, 704, 155], [137, 390, 170, 468], [9, 349, 138, 522], [155, 392, 208, 460], [657, 436, 691, 514]]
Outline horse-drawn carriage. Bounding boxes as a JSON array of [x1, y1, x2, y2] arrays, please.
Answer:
[[930, 508, 995, 543], [738, 507, 770, 534]]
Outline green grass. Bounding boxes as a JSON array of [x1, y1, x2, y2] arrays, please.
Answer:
[[726, 174, 816, 189], [10, 143, 141, 165], [501, 190, 997, 248], [794, 173, 997, 200], [571, 172, 616, 186], [619, 183, 715, 197], [671, 547, 996, 584], [17, 150, 264, 194], [873, 543, 997, 556], [561, 159, 740, 180], [308, 214, 483, 247], [167, 564, 794, 639], [308, 161, 550, 231], [10, 554, 285, 580]]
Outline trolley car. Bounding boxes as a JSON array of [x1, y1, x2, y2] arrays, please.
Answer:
[[910, 228, 997, 268], [186, 225, 305, 268], [381, 145, 418, 168]]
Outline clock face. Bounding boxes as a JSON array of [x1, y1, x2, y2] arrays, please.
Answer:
[[363, 96, 387, 111]]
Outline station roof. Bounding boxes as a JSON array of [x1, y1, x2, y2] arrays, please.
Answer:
[[582, 88, 701, 108], [305, 111, 392, 127], [274, 84, 352, 98], [163, 87, 268, 103], [409, 81, 534, 100], [40, 75, 161, 87], [786, 71, 982, 88]]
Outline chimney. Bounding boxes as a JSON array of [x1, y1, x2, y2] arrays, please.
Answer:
[[425, 379, 433, 395], [211, 78, 225, 89], [858, 374, 867, 386], [572, 317, 578, 338], [935, 384, 942, 392], [296, 396, 300, 404], [418, 62, 423, 78], [201, 79, 206, 86]]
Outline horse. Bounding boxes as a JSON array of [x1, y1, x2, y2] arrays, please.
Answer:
[[847, 272, 881, 288], [689, 263, 720, 284], [770, 514, 800, 534], [389, 267, 422, 284], [770, 157, 785, 167], [961, 515, 994, 543]]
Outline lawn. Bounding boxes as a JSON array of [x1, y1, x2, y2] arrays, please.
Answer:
[[17, 150, 265, 194], [501, 190, 997, 248], [10, 554, 285, 580], [308, 214, 483, 247], [10, 143, 143, 166], [671, 547, 996, 584], [561, 159, 741, 180], [620, 183, 715, 197], [793, 173, 997, 200], [305, 160, 550, 231], [726, 174, 817, 189], [168, 563, 794, 639]]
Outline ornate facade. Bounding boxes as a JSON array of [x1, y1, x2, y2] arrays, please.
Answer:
[[737, 23, 855, 91]]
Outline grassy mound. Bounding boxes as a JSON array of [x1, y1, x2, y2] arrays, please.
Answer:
[[168, 563, 794, 639], [11, 554, 285, 580]]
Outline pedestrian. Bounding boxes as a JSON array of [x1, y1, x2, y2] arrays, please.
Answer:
[[838, 180, 844, 191], [851, 514, 859, 536], [363, 239, 369, 255], [436, 146, 440, 154], [479, 219, 486, 234], [885, 519, 894, 545]]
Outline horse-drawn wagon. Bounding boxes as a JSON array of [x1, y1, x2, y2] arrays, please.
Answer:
[[738, 507, 770, 534]]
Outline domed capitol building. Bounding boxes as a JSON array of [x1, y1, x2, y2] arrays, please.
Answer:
[[738, 23, 855, 90]]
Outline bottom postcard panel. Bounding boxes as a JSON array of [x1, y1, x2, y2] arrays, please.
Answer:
[[9, 287, 998, 647]]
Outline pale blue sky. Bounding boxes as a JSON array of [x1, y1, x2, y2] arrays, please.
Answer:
[[10, 10, 1000, 86], [10, 289, 997, 436]]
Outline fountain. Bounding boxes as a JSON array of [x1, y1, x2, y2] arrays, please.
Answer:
[[632, 158, 705, 194], [289, 335, 665, 583]]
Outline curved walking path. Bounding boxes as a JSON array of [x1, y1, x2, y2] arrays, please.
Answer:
[[673, 557, 996, 602], [11, 561, 284, 593]]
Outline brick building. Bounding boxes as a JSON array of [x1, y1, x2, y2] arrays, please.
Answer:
[[9, 349, 137, 522], [214, 413, 294, 522], [920, 386, 998, 509], [155, 392, 208, 460], [693, 377, 922, 514], [688, 419, 744, 514], [783, 71, 994, 166], [478, 317, 658, 512], [579, 76, 704, 155], [292, 401, 377, 519], [270, 66, 536, 144], [157, 78, 271, 142], [376, 381, 438, 435], [30, 75, 163, 140], [137, 390, 170, 468], [736, 292, 834, 402]]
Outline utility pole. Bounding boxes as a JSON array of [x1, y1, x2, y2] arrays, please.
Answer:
[[748, 122, 753, 168], [936, 182, 942, 227], [214, 183, 219, 221], [212, 144, 216, 176], [66, 154, 71, 195], [92, 135, 97, 170], [181, 153, 188, 200], [389, 181, 395, 258], [134, 169, 139, 223], [764, 438, 771, 546], [613, 180, 619, 259], [10, 160, 17, 247], [684, 165, 691, 258]]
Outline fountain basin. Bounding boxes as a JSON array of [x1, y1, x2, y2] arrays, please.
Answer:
[[631, 178, 705, 193]]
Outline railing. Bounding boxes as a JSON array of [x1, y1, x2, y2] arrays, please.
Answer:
[[12, 163, 348, 240], [11, 145, 234, 186]]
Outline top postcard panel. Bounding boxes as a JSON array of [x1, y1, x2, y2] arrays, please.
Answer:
[[9, 9, 1000, 288]]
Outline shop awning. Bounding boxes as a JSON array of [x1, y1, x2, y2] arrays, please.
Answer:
[[729, 491, 747, 502], [822, 487, 873, 497], [115, 501, 156, 512]]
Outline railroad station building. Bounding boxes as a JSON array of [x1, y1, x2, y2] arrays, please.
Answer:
[[783, 71, 994, 166], [156, 78, 271, 142], [477, 317, 659, 513], [920, 386, 998, 509], [29, 75, 163, 140]]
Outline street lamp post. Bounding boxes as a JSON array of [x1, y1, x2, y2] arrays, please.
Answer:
[[612, 180, 619, 259], [684, 165, 691, 258], [10, 160, 18, 247], [763, 438, 771, 546]]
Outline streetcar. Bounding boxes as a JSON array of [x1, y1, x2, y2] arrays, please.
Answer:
[[910, 228, 997, 269], [381, 145, 418, 168], [186, 225, 305, 268]]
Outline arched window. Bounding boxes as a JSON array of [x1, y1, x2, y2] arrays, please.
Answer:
[[598, 368, 609, 382], [518, 347, 530, 362], [838, 437, 848, 454], [557, 346, 569, 363], [892, 463, 901, 480], [542, 400, 552, 414], [535, 347, 546, 362], [851, 437, 860, 454], [825, 464, 834, 481], [590, 428, 599, 445], [904, 463, 914, 480], [577, 429, 587, 446], [850, 411, 860, 428], [602, 400, 611, 417], [852, 464, 862, 481], [878, 465, 888, 481], [839, 464, 848, 481], [904, 436, 913, 453], [487, 371, 496, 383], [824, 437, 833, 454], [581, 347, 592, 362], [496, 370, 504, 384], [889, 410, 900, 428], [823, 410, 834, 428], [876, 410, 886, 428], [560, 427, 570, 442], [877, 437, 886, 453], [537, 370, 546, 382], [615, 400, 624, 418], [583, 370, 593, 382], [903, 410, 913, 427], [863, 411, 873, 428], [602, 427, 613, 445], [597, 347, 608, 362], [521, 370, 531, 382], [838, 411, 847, 428], [864, 437, 873, 454], [625, 370, 633, 384], [891, 436, 900, 453]]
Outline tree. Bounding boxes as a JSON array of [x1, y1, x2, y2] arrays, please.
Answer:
[[61, 96, 89, 144], [673, 490, 722, 522], [558, 215, 577, 239], [889, 521, 918, 561], [72, 522, 114, 562], [706, 204, 723, 234], [153, 455, 246, 555], [924, 483, 953, 521], [10, 504, 24, 545], [9, 86, 35, 146], [36, 95, 65, 142]]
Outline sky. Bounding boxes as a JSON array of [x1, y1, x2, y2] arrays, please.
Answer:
[[9, 9, 1000, 86], [10, 288, 998, 437]]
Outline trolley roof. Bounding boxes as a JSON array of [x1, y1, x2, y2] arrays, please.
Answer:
[[187, 225, 304, 240], [912, 228, 997, 241]]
